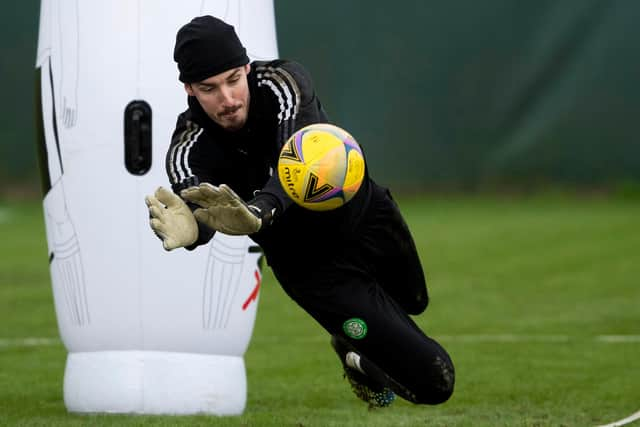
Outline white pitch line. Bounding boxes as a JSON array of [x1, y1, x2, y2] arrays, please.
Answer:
[[2, 334, 640, 349], [597, 410, 640, 427], [251, 334, 640, 345], [596, 335, 640, 343], [438, 334, 640, 343], [438, 334, 570, 343], [0, 338, 61, 348]]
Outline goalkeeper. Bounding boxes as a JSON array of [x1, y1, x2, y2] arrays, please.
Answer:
[[146, 15, 454, 408]]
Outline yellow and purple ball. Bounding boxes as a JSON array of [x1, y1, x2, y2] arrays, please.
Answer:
[[277, 123, 365, 211]]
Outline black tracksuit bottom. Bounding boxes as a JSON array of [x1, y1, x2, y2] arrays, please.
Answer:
[[269, 182, 455, 404]]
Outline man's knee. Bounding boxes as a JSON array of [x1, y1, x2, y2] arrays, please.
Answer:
[[399, 288, 429, 315]]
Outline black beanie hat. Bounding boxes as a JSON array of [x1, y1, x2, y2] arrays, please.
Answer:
[[174, 15, 249, 83]]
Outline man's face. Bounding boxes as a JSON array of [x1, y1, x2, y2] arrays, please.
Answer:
[[185, 64, 251, 131]]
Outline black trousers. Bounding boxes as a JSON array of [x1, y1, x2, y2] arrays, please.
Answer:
[[272, 183, 455, 404]]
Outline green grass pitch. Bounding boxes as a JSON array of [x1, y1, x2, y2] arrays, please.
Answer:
[[1, 194, 639, 426]]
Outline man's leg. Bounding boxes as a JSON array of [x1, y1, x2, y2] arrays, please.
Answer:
[[278, 268, 455, 406], [332, 282, 454, 405], [357, 183, 430, 315]]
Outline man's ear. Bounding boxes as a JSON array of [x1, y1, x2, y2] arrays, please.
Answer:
[[184, 83, 195, 96]]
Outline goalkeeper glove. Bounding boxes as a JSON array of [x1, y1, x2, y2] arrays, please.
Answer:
[[145, 186, 198, 250], [181, 183, 275, 235]]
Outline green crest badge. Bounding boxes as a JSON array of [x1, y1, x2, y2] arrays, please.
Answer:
[[343, 318, 368, 339]]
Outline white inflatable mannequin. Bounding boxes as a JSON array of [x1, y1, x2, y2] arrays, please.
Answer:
[[36, 0, 278, 415]]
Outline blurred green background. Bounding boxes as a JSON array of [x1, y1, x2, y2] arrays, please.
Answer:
[[1, 3, 639, 425], [2, 1, 639, 193]]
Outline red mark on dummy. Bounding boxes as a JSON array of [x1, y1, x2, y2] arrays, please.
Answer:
[[242, 270, 261, 310]]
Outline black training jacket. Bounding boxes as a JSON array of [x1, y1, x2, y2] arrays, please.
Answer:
[[165, 59, 372, 271]]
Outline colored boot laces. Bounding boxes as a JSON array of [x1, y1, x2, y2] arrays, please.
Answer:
[[342, 368, 396, 408]]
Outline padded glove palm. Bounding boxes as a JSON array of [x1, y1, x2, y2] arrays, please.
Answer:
[[145, 186, 198, 250], [181, 183, 262, 235]]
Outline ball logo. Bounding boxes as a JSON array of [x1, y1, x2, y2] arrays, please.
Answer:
[[282, 166, 301, 200], [279, 140, 302, 161], [304, 173, 333, 202], [343, 318, 368, 339]]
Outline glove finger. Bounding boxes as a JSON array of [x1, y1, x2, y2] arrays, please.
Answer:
[[154, 186, 173, 200], [195, 205, 260, 235], [199, 182, 219, 192], [148, 205, 164, 220], [150, 222, 173, 247], [198, 182, 223, 201], [218, 184, 244, 205], [163, 238, 178, 251], [149, 217, 166, 235], [156, 186, 185, 209], [145, 195, 164, 210], [183, 184, 224, 208], [193, 208, 211, 225], [180, 186, 198, 198], [181, 186, 208, 206]]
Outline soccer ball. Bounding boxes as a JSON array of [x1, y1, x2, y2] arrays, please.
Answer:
[[277, 123, 366, 211]]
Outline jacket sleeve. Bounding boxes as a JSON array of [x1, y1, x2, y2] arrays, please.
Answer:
[[250, 60, 330, 224], [165, 114, 216, 249]]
